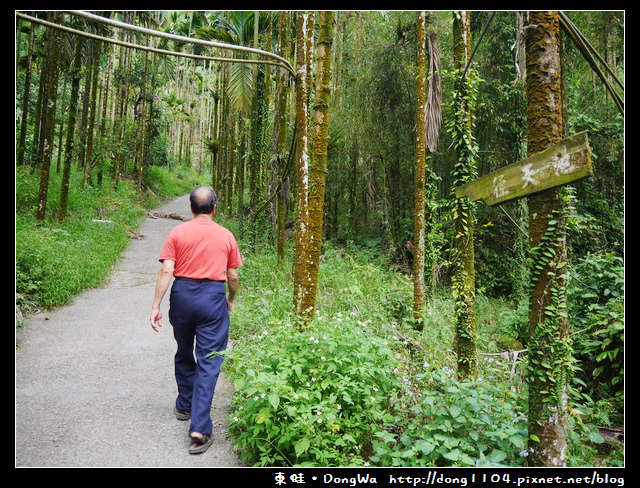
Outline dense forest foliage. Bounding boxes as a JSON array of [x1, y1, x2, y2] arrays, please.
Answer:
[[16, 11, 624, 468]]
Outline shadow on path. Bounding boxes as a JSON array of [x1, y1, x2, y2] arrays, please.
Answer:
[[16, 195, 240, 467]]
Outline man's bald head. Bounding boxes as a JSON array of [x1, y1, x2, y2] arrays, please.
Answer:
[[189, 186, 218, 216]]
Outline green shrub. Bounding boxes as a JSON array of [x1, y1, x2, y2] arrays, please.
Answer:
[[568, 252, 624, 408], [227, 314, 401, 466], [370, 366, 529, 467]]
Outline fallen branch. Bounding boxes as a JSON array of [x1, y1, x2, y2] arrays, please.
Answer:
[[147, 212, 189, 221]]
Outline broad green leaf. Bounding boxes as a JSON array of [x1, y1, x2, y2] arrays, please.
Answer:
[[268, 393, 280, 410], [295, 437, 311, 457], [256, 408, 271, 424]]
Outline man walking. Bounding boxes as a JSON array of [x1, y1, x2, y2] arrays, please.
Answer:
[[150, 187, 242, 454]]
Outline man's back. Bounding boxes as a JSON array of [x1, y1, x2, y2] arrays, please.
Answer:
[[159, 219, 242, 282]]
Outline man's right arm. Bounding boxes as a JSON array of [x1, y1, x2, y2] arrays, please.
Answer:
[[150, 259, 175, 332]]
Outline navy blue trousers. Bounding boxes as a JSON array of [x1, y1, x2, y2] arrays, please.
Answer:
[[169, 278, 229, 436]]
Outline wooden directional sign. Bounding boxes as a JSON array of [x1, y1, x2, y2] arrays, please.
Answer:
[[456, 131, 592, 206]]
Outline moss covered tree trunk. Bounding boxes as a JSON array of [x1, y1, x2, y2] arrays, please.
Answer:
[[306, 11, 334, 316], [524, 10, 570, 467], [451, 11, 478, 379], [293, 11, 334, 323], [292, 11, 314, 320]]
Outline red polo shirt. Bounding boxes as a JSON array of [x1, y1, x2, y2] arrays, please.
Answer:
[[159, 218, 242, 281]]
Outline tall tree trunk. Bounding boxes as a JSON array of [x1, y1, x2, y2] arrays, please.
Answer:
[[112, 36, 128, 186], [274, 11, 291, 263], [97, 34, 114, 186], [55, 79, 67, 174], [137, 50, 150, 189], [249, 11, 261, 216], [60, 34, 84, 221], [36, 13, 62, 222], [524, 10, 570, 467], [413, 11, 428, 325], [219, 63, 231, 206], [451, 11, 478, 379], [292, 11, 314, 321], [302, 10, 334, 320], [226, 116, 237, 215], [77, 34, 93, 173], [84, 38, 103, 186]]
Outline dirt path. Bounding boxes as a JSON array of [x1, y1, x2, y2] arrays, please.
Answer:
[[15, 195, 240, 467]]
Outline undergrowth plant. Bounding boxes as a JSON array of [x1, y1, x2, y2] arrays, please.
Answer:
[[226, 314, 401, 466], [370, 365, 529, 467]]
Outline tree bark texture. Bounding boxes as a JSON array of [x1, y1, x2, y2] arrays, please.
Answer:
[[525, 10, 570, 468], [294, 11, 334, 323], [304, 11, 335, 319], [293, 11, 314, 320], [451, 11, 477, 379], [60, 36, 84, 220]]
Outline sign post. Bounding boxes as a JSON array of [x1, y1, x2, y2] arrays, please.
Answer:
[[456, 131, 592, 206]]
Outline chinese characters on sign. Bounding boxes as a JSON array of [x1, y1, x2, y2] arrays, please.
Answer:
[[456, 131, 592, 206]]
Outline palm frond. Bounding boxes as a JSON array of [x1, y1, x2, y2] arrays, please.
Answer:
[[229, 63, 254, 113]]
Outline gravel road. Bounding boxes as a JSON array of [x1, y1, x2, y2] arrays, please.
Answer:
[[16, 195, 241, 467]]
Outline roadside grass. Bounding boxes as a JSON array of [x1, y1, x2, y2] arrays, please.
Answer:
[[15, 165, 204, 319]]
